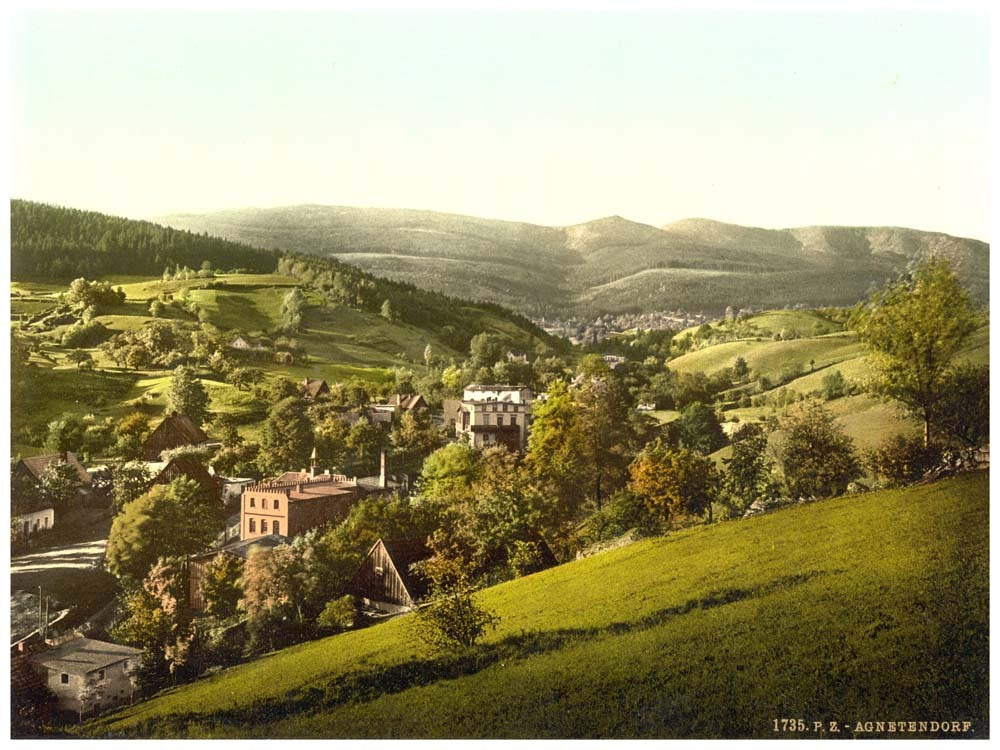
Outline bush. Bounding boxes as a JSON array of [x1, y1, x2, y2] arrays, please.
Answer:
[[61, 319, 111, 348], [866, 435, 942, 488], [317, 595, 356, 631], [779, 402, 861, 499], [821, 369, 848, 400], [414, 583, 500, 651]]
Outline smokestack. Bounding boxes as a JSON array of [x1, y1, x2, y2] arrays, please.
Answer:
[[379, 450, 387, 490]]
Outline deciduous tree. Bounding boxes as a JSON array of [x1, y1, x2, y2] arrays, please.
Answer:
[[853, 259, 981, 445], [779, 402, 860, 498], [166, 365, 211, 426]]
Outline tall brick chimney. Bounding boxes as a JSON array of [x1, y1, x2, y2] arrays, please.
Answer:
[[379, 449, 387, 489]]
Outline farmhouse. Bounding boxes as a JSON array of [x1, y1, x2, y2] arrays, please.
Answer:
[[29, 637, 142, 717], [301, 378, 331, 399], [13, 451, 91, 489], [12, 452, 92, 536], [187, 534, 284, 611], [228, 335, 268, 352], [240, 468, 363, 541], [353, 538, 431, 613], [454, 384, 533, 452], [142, 413, 211, 461]]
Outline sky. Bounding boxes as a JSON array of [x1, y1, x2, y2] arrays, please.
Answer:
[[9, 8, 992, 239]]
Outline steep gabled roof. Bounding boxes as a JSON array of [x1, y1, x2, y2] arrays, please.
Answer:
[[149, 413, 210, 446], [380, 538, 432, 601], [17, 452, 91, 485], [302, 378, 330, 398], [152, 456, 218, 496]]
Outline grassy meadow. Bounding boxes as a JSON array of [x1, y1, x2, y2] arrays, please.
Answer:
[[84, 473, 988, 739]]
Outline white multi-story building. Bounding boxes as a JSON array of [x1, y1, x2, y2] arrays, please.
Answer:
[[455, 385, 533, 452]]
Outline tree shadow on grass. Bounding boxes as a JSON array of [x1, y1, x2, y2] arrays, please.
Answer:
[[101, 570, 830, 737]]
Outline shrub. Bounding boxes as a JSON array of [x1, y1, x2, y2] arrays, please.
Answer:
[[821, 369, 848, 400], [317, 595, 356, 631], [866, 435, 942, 488], [413, 582, 500, 651], [779, 402, 861, 498]]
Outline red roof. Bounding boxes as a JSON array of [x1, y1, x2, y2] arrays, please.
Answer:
[[17, 452, 90, 485]]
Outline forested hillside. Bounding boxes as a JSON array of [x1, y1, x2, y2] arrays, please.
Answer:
[[11, 200, 279, 278], [157, 205, 990, 317]]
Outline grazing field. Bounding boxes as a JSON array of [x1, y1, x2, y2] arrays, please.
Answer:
[[84, 473, 988, 739], [670, 333, 864, 381]]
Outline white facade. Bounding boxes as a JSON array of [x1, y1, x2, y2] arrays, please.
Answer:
[[13, 508, 54, 539], [456, 385, 533, 451]]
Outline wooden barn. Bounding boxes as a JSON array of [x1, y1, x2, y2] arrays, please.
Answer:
[[353, 538, 431, 614], [142, 413, 210, 461], [152, 456, 220, 503]]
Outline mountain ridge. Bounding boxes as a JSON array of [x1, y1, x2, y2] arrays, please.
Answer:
[[156, 205, 990, 318]]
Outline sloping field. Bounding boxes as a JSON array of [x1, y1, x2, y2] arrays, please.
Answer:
[[670, 334, 864, 380], [86, 473, 988, 739]]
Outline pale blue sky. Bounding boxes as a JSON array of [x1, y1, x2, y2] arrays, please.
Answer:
[[10, 10, 991, 239]]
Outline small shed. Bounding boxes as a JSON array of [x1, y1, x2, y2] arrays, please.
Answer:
[[353, 538, 431, 614]]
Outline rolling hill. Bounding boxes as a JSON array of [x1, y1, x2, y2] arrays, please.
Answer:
[[156, 205, 990, 318], [83, 473, 988, 739]]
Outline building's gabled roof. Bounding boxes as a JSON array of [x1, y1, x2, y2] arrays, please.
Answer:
[[386, 393, 428, 410], [191, 534, 285, 563], [148, 413, 210, 447], [379, 538, 432, 601], [17, 452, 91, 485], [30, 637, 141, 676], [153, 455, 218, 495], [301, 378, 330, 398]]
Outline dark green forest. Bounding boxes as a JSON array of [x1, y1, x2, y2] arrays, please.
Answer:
[[10, 200, 279, 278]]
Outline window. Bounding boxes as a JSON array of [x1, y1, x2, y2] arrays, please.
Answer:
[[249, 497, 256, 508], [274, 500, 279, 510], [261, 520, 268, 533], [497, 416, 504, 426], [510, 416, 517, 426], [262, 498, 268, 510], [61, 673, 69, 684], [123, 660, 129, 670], [249, 518, 256, 533], [98, 669, 105, 680], [273, 521, 280, 535]]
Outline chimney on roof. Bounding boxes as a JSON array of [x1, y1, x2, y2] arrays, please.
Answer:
[[379, 449, 387, 490]]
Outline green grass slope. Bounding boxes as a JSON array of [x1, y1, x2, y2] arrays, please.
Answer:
[[670, 333, 864, 381], [85, 473, 988, 739]]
